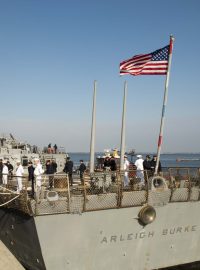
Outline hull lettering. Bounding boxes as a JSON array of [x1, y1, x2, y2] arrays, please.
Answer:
[[100, 225, 198, 244]]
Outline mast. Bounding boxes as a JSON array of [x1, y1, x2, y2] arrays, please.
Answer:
[[155, 35, 175, 175], [120, 81, 127, 171], [89, 80, 97, 173]]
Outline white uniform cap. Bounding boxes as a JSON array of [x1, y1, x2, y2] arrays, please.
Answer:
[[136, 155, 142, 158], [16, 160, 21, 163]]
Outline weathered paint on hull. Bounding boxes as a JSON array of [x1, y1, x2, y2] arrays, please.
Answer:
[[1, 202, 200, 270], [0, 208, 46, 270], [34, 202, 200, 270], [0, 240, 25, 270]]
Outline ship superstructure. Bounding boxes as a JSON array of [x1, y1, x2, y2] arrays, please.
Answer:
[[0, 134, 67, 173], [0, 134, 39, 169]]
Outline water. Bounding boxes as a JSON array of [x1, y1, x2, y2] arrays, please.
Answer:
[[68, 152, 200, 168]]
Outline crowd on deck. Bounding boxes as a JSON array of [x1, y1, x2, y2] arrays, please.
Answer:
[[134, 154, 162, 184], [103, 154, 162, 187], [0, 152, 162, 197], [0, 157, 87, 197]]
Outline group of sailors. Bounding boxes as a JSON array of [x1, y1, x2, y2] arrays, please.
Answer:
[[103, 156, 117, 171], [0, 153, 162, 195], [0, 158, 57, 197], [63, 157, 87, 186], [102, 154, 162, 187], [134, 154, 162, 185], [47, 143, 58, 154], [103, 155, 130, 185], [0, 159, 14, 184], [28, 159, 59, 197], [0, 158, 44, 196], [0, 156, 87, 196]]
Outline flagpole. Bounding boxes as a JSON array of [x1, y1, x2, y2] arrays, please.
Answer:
[[155, 35, 175, 175], [120, 81, 127, 171], [89, 80, 97, 173]]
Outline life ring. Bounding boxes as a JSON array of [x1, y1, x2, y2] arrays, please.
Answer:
[[149, 176, 168, 191], [46, 191, 59, 202]]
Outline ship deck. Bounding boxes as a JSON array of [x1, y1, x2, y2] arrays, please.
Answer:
[[0, 167, 200, 216]]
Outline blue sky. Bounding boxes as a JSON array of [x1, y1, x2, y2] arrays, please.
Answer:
[[0, 0, 200, 152]]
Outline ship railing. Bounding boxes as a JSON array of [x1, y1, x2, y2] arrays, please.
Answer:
[[0, 174, 36, 214], [0, 167, 200, 216], [0, 174, 30, 192], [163, 167, 200, 203]]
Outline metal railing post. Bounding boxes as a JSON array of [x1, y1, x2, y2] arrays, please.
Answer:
[[187, 168, 191, 201], [67, 174, 71, 212], [83, 175, 87, 212]]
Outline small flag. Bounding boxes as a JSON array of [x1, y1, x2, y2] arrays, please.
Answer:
[[120, 45, 170, 76]]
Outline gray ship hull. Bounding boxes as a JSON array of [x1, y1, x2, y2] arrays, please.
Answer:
[[1, 201, 200, 270]]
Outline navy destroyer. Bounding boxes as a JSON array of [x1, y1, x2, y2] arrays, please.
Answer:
[[1, 38, 200, 269], [0, 131, 200, 270], [0, 138, 200, 270]]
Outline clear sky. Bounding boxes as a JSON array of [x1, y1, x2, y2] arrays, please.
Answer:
[[0, 0, 200, 153]]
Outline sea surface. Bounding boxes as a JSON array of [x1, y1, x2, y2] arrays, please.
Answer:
[[68, 152, 200, 168]]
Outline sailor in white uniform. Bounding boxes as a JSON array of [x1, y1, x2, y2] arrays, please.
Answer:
[[124, 155, 130, 187], [16, 161, 24, 192], [134, 155, 144, 184], [2, 161, 8, 185], [34, 158, 44, 201]]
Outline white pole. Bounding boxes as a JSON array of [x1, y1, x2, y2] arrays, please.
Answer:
[[89, 80, 97, 173], [120, 81, 127, 171], [155, 35, 175, 175]]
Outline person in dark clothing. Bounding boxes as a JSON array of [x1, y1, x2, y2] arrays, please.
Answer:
[[28, 161, 35, 198], [52, 159, 57, 173], [46, 160, 54, 174], [46, 160, 55, 189], [110, 156, 117, 182], [143, 155, 152, 179], [79, 160, 86, 184], [143, 155, 151, 170], [150, 155, 162, 174], [110, 156, 117, 171], [54, 144, 58, 154], [63, 157, 74, 186], [48, 143, 52, 154], [6, 161, 13, 179], [103, 157, 110, 170], [0, 159, 3, 184]]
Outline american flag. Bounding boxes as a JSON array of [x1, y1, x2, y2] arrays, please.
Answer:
[[120, 45, 170, 76]]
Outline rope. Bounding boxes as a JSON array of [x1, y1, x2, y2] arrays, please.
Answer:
[[0, 192, 16, 195], [0, 194, 20, 207], [0, 185, 21, 207], [0, 186, 18, 194]]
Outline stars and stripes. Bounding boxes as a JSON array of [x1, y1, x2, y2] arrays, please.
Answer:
[[120, 45, 170, 76]]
